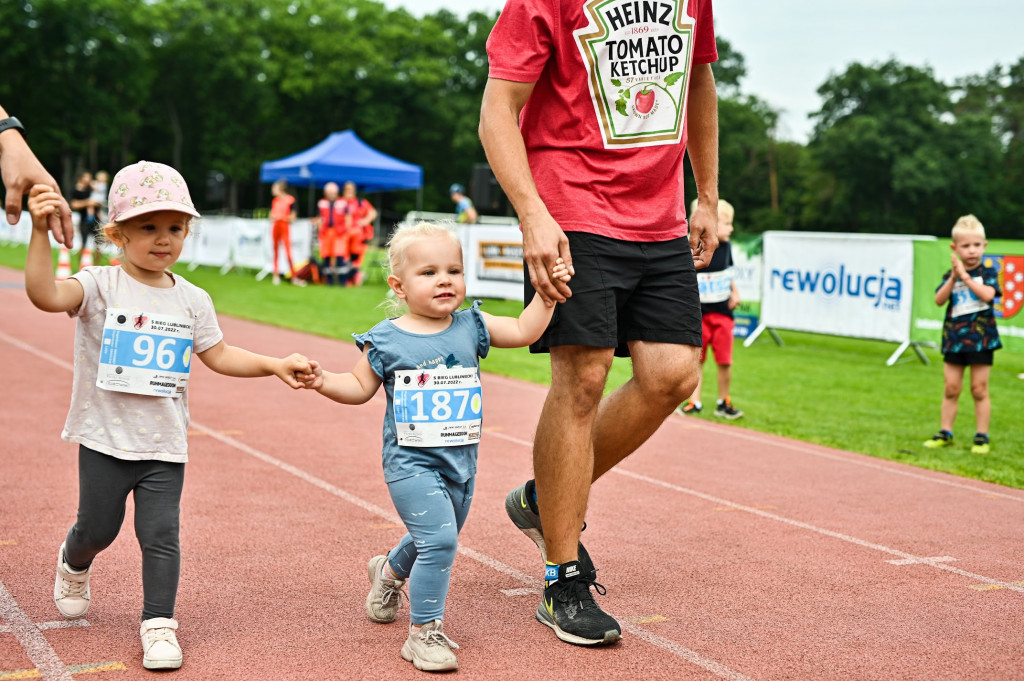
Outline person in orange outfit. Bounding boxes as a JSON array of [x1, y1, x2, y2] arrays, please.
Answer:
[[315, 182, 349, 285], [269, 179, 303, 286], [341, 181, 377, 286]]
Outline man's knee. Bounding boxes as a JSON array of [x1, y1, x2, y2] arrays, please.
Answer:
[[634, 344, 701, 403]]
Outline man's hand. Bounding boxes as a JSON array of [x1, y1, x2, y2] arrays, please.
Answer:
[[521, 211, 573, 307], [687, 200, 719, 270], [1, 133, 73, 246]]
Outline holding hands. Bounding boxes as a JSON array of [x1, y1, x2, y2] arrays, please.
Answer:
[[276, 354, 317, 389], [26, 184, 64, 230]]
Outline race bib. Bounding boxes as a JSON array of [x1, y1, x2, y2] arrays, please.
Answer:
[[697, 269, 733, 304], [951, 277, 989, 318], [393, 367, 483, 448], [96, 309, 194, 398]]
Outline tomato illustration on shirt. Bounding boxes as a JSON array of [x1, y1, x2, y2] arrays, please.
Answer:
[[635, 87, 655, 114]]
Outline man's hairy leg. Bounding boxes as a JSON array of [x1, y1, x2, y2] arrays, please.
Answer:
[[533, 345, 613, 566], [592, 341, 701, 481]]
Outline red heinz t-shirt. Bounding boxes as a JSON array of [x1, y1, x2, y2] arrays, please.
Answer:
[[487, 0, 717, 241]]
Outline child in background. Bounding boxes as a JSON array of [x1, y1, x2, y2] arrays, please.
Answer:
[[25, 161, 312, 671], [923, 214, 1001, 454], [299, 222, 568, 672], [678, 198, 744, 419]]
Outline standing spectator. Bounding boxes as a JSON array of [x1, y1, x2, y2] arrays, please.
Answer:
[[449, 184, 478, 224], [923, 214, 1001, 454], [269, 179, 304, 286], [479, 0, 719, 647], [0, 103, 73, 245], [314, 182, 348, 286], [342, 180, 378, 286], [90, 170, 110, 224], [70, 171, 100, 254], [678, 199, 743, 419]]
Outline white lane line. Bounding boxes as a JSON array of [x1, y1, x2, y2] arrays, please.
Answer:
[[486, 430, 1024, 593], [0, 620, 90, 634], [678, 418, 1024, 504], [190, 423, 756, 681], [0, 329, 74, 372], [887, 556, 957, 566], [614, 467, 1024, 594], [0, 581, 74, 681]]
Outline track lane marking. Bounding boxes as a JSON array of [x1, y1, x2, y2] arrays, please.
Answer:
[[0, 582, 73, 681], [190, 423, 757, 681], [486, 430, 1024, 594]]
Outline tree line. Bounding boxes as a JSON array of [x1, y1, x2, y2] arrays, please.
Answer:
[[2, 0, 1021, 237]]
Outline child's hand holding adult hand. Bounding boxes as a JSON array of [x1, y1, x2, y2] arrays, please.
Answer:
[[26, 185, 63, 231]]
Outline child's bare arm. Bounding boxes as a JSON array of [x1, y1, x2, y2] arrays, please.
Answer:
[[197, 342, 312, 389], [305, 351, 383, 405], [484, 259, 568, 348], [24, 185, 84, 313]]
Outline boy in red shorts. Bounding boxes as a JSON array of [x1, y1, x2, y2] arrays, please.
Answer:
[[679, 199, 743, 419]]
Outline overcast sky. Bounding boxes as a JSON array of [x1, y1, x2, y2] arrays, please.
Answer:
[[385, 0, 1024, 142]]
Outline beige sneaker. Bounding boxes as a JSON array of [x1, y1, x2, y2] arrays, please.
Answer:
[[53, 543, 90, 619], [366, 555, 406, 623], [140, 618, 182, 670], [401, 620, 459, 672]]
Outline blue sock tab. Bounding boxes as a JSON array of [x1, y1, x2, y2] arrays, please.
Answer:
[[544, 564, 559, 582]]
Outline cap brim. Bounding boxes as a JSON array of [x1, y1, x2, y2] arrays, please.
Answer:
[[113, 201, 201, 223]]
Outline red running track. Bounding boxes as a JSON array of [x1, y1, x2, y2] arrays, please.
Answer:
[[1, 264, 1023, 680]]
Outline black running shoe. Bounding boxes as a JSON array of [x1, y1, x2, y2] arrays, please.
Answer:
[[505, 479, 596, 579], [536, 561, 621, 646]]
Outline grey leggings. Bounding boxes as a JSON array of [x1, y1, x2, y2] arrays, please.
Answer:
[[63, 446, 184, 621]]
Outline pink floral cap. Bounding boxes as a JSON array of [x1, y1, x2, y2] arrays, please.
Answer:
[[107, 160, 200, 223]]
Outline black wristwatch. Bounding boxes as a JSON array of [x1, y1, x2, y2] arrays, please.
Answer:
[[0, 117, 26, 139]]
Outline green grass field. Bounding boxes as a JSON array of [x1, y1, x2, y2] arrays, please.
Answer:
[[4, 243, 1022, 489]]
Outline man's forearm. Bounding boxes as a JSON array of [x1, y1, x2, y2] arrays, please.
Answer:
[[686, 63, 719, 205]]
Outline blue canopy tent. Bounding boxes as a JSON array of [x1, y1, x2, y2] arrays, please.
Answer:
[[259, 129, 423, 208]]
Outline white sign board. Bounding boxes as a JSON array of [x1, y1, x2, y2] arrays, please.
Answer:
[[760, 232, 922, 343]]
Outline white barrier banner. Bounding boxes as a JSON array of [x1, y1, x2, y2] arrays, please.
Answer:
[[232, 218, 269, 270], [732, 245, 762, 302], [184, 217, 234, 267], [761, 232, 917, 342], [459, 223, 525, 302]]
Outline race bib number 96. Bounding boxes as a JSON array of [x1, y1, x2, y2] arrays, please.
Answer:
[[393, 368, 483, 447], [97, 309, 194, 398]]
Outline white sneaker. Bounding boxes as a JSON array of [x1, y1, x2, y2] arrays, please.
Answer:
[[53, 543, 90, 619], [272, 274, 281, 285], [401, 620, 459, 671], [140, 617, 183, 670], [366, 554, 406, 623]]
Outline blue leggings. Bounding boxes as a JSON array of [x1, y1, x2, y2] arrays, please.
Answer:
[[386, 471, 474, 625]]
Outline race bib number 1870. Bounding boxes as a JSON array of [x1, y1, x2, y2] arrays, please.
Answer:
[[393, 368, 483, 448], [96, 308, 195, 398]]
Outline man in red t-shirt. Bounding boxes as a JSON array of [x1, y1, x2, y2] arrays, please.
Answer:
[[269, 179, 302, 285], [480, 0, 720, 647], [314, 182, 349, 285], [340, 181, 377, 286]]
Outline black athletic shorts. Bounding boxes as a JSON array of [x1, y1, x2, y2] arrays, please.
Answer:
[[944, 350, 994, 366], [525, 232, 702, 357]]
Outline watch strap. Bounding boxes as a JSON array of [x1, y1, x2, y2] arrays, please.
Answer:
[[0, 117, 26, 139]]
